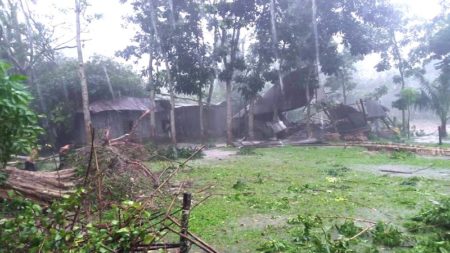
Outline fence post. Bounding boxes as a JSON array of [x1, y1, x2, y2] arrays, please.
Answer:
[[180, 192, 192, 253]]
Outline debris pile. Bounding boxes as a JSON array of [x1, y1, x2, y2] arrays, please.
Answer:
[[235, 98, 397, 144], [0, 137, 218, 253], [0, 143, 159, 204]]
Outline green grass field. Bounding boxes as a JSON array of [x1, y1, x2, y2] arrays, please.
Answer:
[[150, 146, 450, 252]]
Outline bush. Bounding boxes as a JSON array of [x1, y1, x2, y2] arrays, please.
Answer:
[[336, 220, 361, 238], [0, 190, 165, 252], [372, 222, 403, 247], [413, 197, 450, 229]]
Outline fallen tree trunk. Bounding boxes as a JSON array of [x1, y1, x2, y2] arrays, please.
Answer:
[[1, 167, 78, 203], [1, 144, 159, 204]]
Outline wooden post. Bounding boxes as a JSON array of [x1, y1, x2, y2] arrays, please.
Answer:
[[180, 193, 192, 253], [439, 126, 443, 145]]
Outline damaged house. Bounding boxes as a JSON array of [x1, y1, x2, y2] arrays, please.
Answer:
[[233, 70, 317, 138], [73, 96, 226, 144], [73, 96, 168, 143], [232, 67, 394, 141], [323, 99, 393, 140]]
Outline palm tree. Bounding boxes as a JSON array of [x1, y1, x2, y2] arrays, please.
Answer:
[[416, 68, 450, 137]]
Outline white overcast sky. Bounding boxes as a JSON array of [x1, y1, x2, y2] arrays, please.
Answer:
[[32, 0, 137, 60], [31, 0, 442, 61]]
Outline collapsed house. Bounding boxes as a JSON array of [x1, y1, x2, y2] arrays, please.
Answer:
[[233, 70, 316, 138], [73, 96, 226, 144], [323, 99, 394, 140], [233, 68, 395, 142]]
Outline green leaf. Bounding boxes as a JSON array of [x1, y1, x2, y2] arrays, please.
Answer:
[[116, 227, 130, 234], [142, 234, 155, 244]]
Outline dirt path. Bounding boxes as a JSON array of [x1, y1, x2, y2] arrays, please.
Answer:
[[353, 164, 450, 180]]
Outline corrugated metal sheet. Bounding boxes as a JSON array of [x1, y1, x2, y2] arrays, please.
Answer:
[[234, 70, 315, 118], [326, 104, 369, 134], [89, 97, 164, 113], [364, 100, 388, 120]]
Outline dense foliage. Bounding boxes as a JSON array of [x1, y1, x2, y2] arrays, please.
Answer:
[[256, 206, 450, 253], [0, 190, 163, 252], [0, 61, 42, 168]]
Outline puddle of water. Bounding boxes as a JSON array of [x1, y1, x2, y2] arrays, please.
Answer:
[[353, 164, 450, 180]]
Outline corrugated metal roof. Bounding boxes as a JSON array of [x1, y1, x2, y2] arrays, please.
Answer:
[[89, 97, 164, 113], [364, 100, 388, 119], [234, 70, 315, 118], [87, 96, 224, 114]]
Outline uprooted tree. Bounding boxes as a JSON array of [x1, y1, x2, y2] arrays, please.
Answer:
[[0, 131, 217, 252]]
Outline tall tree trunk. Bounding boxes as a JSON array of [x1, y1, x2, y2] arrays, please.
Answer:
[[148, 46, 156, 138], [391, 31, 407, 135], [195, 10, 208, 142], [342, 73, 347, 105], [75, 0, 91, 144], [162, 59, 176, 145], [207, 77, 215, 106], [102, 66, 115, 100], [305, 82, 312, 138], [226, 80, 233, 145], [62, 77, 69, 100], [248, 98, 255, 140], [149, 0, 176, 144], [301, 67, 315, 139], [309, 0, 321, 138], [407, 106, 411, 139], [441, 116, 448, 137], [269, 0, 283, 134], [270, 0, 284, 120], [207, 25, 220, 107], [167, 0, 178, 145], [199, 93, 205, 141], [224, 25, 240, 146], [271, 98, 280, 138]]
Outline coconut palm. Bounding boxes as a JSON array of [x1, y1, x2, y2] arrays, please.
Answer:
[[416, 65, 450, 137]]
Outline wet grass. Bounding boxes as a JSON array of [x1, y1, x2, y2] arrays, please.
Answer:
[[150, 146, 450, 252]]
